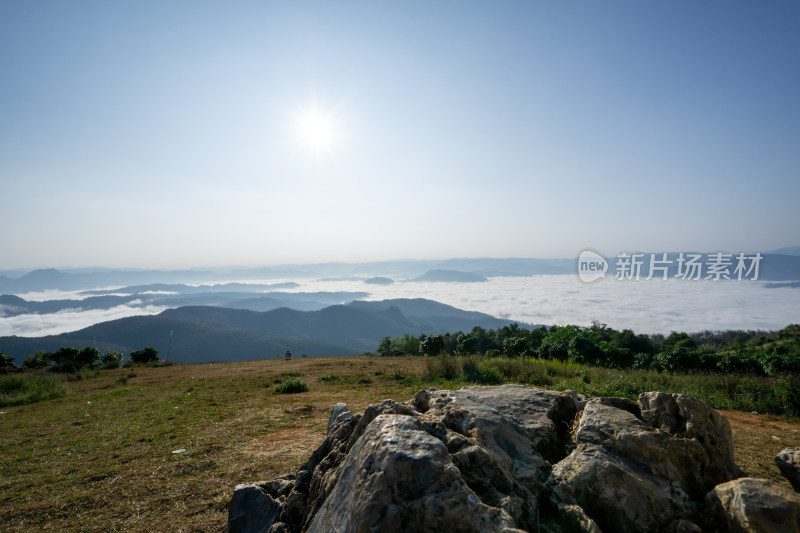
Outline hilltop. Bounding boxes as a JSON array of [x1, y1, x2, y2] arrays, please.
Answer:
[[1, 355, 798, 533]]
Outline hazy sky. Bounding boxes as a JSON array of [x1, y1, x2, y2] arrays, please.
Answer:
[[2, 1, 798, 269]]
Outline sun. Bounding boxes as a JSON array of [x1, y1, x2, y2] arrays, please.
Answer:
[[292, 104, 342, 155]]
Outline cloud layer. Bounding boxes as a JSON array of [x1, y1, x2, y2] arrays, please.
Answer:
[[0, 304, 167, 337], [293, 276, 799, 334], [2, 276, 797, 338]]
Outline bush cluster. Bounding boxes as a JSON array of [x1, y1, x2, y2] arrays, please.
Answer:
[[378, 323, 800, 377], [274, 378, 309, 394], [9, 346, 162, 374]]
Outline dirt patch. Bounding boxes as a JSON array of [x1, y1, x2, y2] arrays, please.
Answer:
[[721, 409, 800, 487], [284, 404, 316, 416], [245, 427, 323, 460]]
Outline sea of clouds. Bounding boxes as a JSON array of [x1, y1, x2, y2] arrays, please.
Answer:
[[1, 275, 797, 338], [292, 276, 799, 334]]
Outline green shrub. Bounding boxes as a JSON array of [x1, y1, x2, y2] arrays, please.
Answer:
[[0, 374, 66, 407], [424, 355, 461, 380], [462, 358, 503, 385], [274, 379, 309, 394], [0, 352, 17, 373], [130, 347, 159, 364], [23, 350, 53, 369], [100, 350, 123, 370], [51, 346, 99, 373]]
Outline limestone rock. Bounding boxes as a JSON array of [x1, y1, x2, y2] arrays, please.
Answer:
[[419, 384, 585, 461], [638, 391, 742, 488], [228, 475, 294, 533], [574, 399, 721, 498], [776, 447, 800, 492], [307, 414, 521, 532], [228, 386, 791, 533], [326, 402, 351, 433], [705, 477, 800, 532], [553, 443, 693, 533]]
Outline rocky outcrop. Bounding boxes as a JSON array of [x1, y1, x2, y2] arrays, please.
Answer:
[[228, 385, 797, 533], [775, 447, 800, 492], [705, 478, 800, 532]]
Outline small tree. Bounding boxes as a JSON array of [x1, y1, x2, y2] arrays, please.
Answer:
[[23, 350, 53, 369], [503, 337, 529, 358], [421, 334, 445, 357], [77, 347, 100, 369], [0, 352, 17, 373], [398, 334, 421, 356], [51, 347, 81, 373], [50, 346, 99, 373], [456, 333, 479, 356], [130, 347, 159, 364], [100, 350, 123, 369]]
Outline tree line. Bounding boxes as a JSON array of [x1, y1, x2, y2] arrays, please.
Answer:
[[376, 323, 800, 376], [0, 346, 162, 374]]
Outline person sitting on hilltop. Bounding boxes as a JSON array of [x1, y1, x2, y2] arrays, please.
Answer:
[[284, 350, 292, 360]]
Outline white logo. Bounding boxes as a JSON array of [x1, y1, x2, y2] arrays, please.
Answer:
[[578, 250, 608, 283]]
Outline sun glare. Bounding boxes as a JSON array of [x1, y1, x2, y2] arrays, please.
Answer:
[[293, 104, 342, 155]]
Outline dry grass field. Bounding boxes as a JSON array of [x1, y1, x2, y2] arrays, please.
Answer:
[[1, 355, 798, 532]]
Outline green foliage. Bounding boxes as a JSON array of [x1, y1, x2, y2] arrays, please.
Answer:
[[456, 333, 479, 356], [778, 324, 800, 339], [462, 358, 504, 385], [503, 337, 529, 358], [379, 322, 800, 379], [377, 334, 422, 356], [0, 352, 17, 373], [274, 378, 309, 394], [100, 350, 123, 370], [421, 334, 445, 356], [49, 346, 99, 373], [539, 325, 582, 361], [0, 374, 66, 407], [424, 354, 461, 380], [23, 350, 53, 369], [130, 347, 159, 364]]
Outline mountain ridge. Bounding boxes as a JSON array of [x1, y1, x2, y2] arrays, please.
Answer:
[[0, 298, 525, 365]]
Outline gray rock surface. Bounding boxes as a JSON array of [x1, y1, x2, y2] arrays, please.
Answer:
[[705, 477, 800, 532], [639, 392, 742, 488], [776, 447, 800, 492], [227, 385, 790, 533]]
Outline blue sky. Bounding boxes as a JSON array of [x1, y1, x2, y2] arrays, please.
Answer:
[[1, 1, 798, 269]]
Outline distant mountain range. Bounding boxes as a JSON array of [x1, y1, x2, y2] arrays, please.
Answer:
[[0, 258, 581, 294], [0, 298, 525, 365], [770, 245, 800, 256], [2, 253, 798, 295], [412, 269, 487, 282], [0, 283, 368, 318]]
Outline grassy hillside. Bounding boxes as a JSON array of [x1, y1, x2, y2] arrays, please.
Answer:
[[1, 356, 799, 532]]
